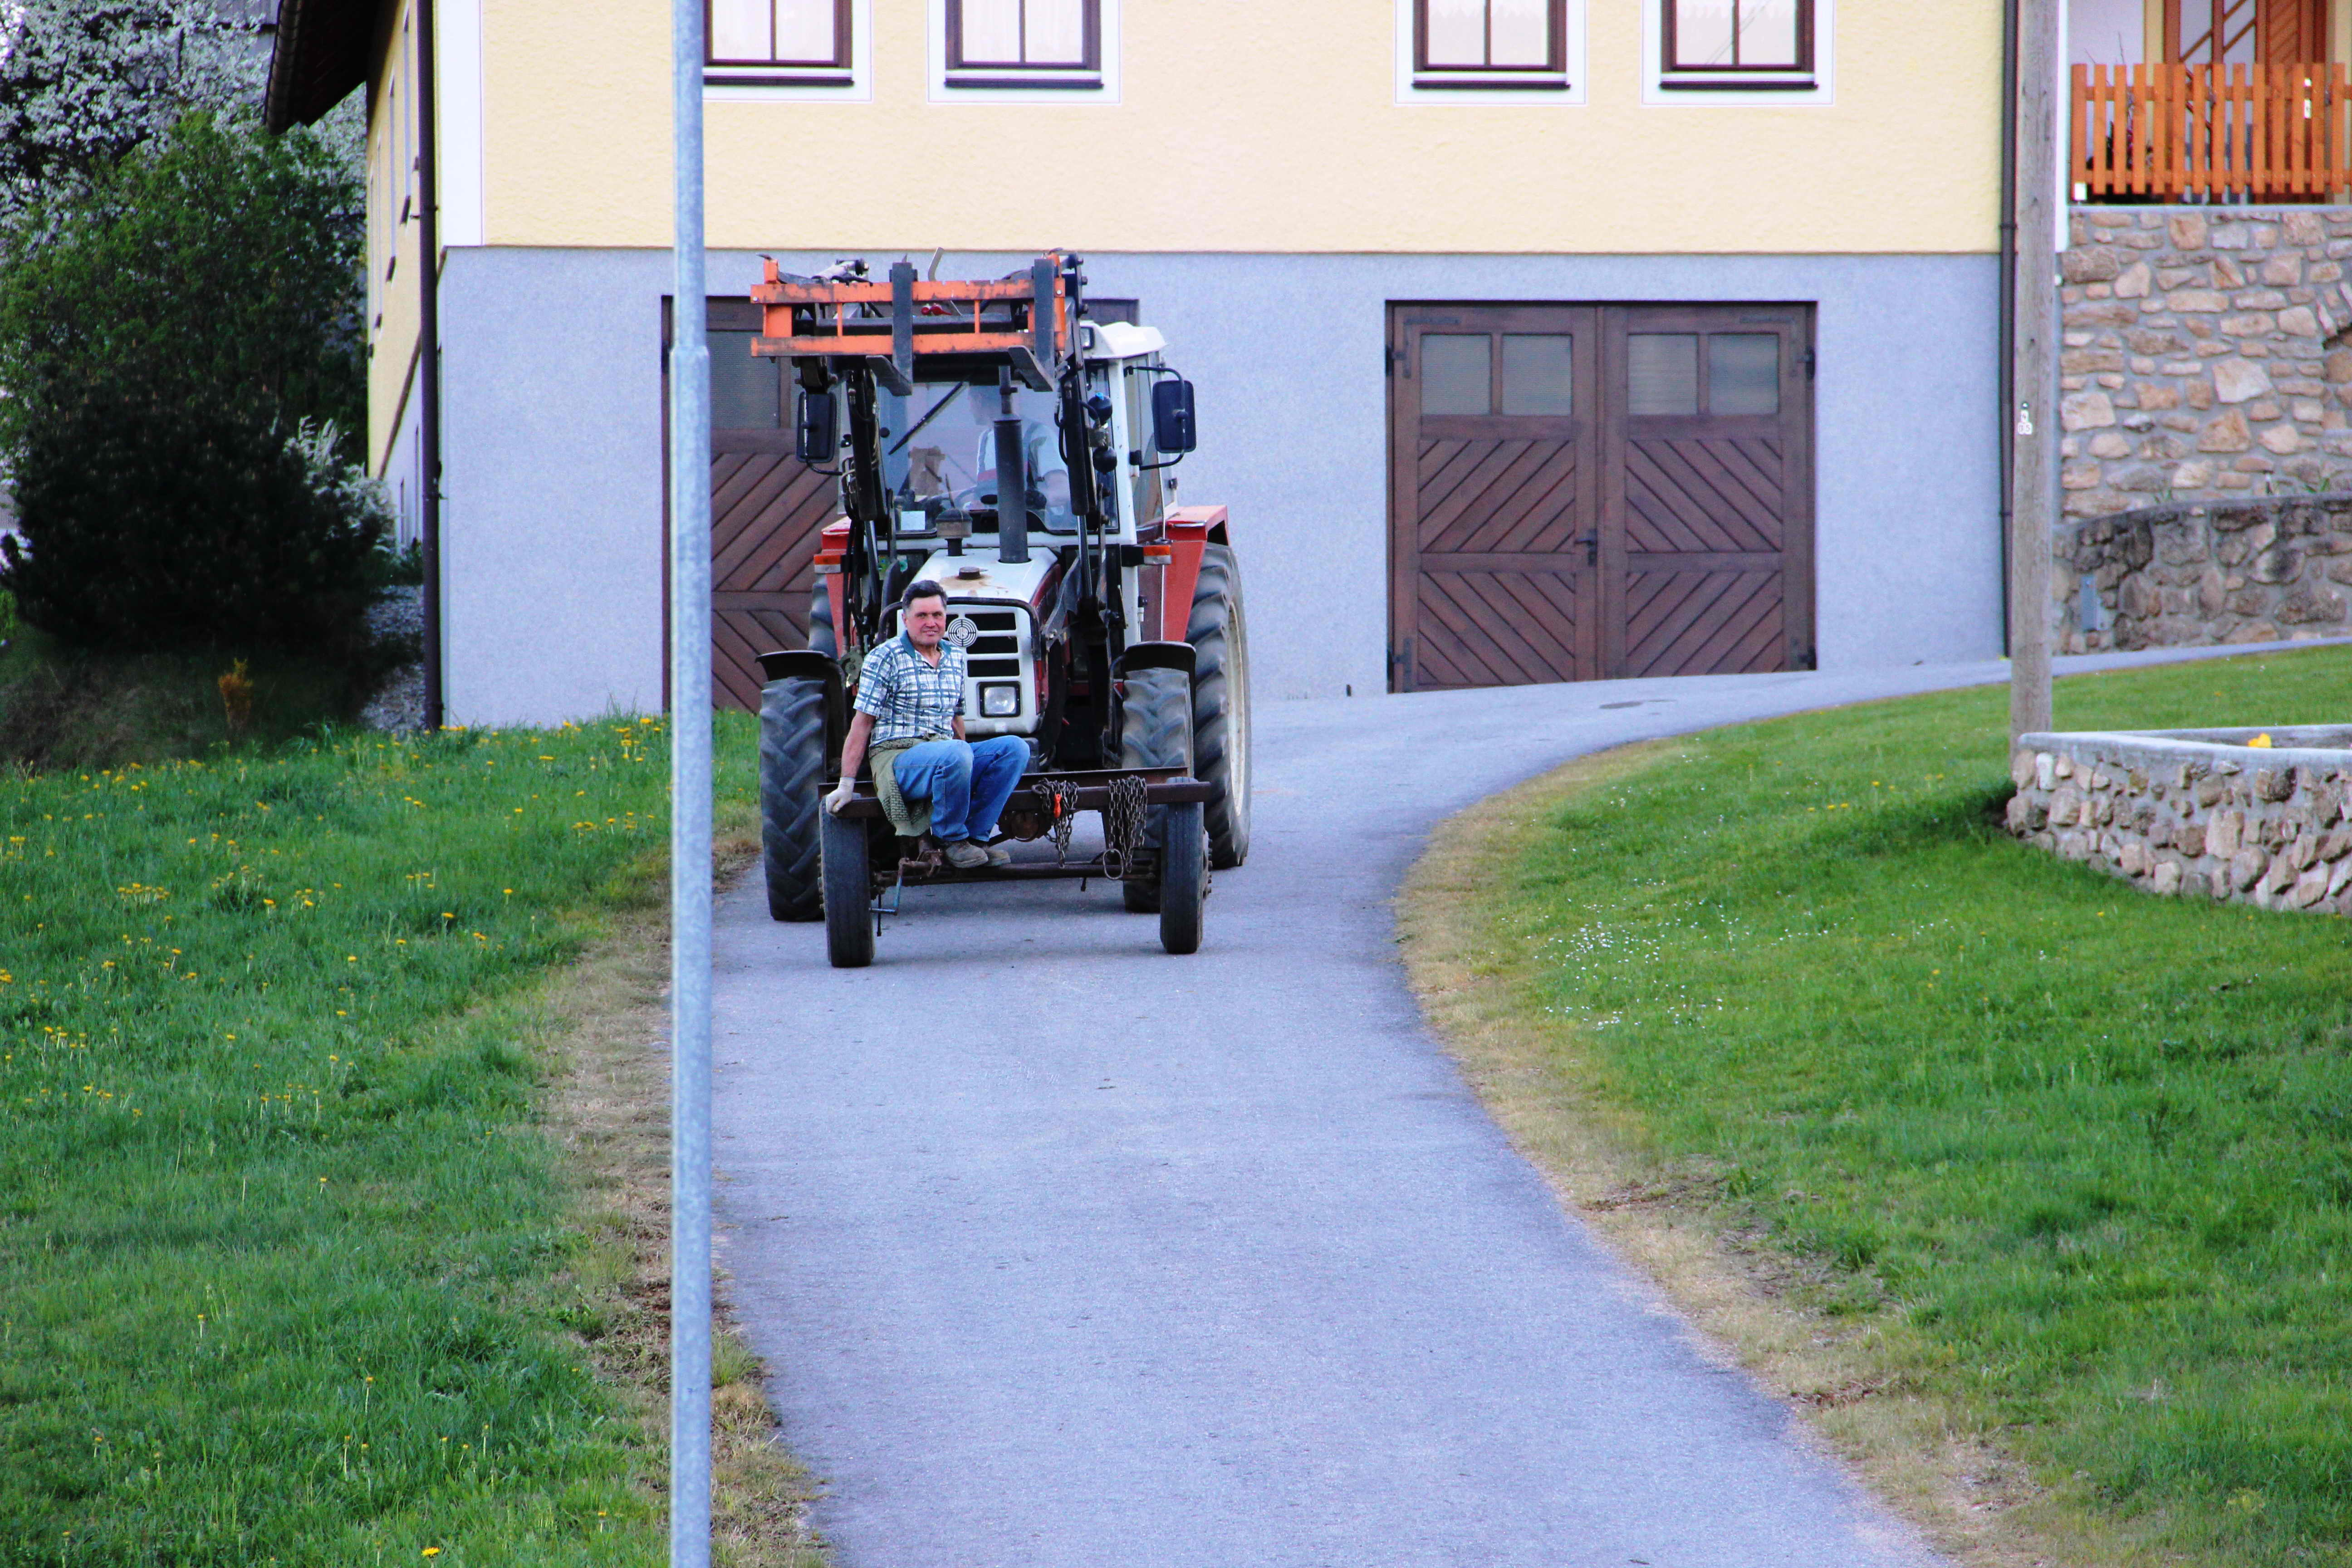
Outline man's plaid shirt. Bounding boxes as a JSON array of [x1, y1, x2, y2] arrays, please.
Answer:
[[853, 633, 965, 745]]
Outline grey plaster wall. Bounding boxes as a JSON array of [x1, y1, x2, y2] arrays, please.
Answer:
[[433, 247, 1999, 724], [439, 249, 671, 725]]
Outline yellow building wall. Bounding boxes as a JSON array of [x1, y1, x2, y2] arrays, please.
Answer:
[[477, 0, 2002, 256], [366, 0, 426, 476]]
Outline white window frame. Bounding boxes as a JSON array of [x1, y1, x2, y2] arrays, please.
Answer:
[[705, 0, 873, 103], [1642, 0, 1833, 105], [929, 0, 1119, 103], [1396, 0, 1586, 105]]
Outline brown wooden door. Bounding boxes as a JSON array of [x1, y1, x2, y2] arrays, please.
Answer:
[[1601, 305, 1813, 679], [706, 300, 838, 713], [1387, 306, 1600, 691], [711, 431, 835, 711], [1388, 302, 1812, 690], [2161, 0, 2324, 65]]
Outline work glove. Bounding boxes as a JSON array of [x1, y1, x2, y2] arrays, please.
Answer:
[[824, 776, 858, 814]]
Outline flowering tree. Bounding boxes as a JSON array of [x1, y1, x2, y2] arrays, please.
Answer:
[[0, 0, 264, 232]]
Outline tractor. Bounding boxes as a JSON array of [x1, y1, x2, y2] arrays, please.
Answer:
[[747, 253, 1250, 967]]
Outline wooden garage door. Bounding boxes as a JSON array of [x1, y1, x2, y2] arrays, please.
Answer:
[[706, 301, 837, 713], [1388, 303, 1813, 691], [1387, 306, 1600, 691], [1606, 305, 1813, 679]]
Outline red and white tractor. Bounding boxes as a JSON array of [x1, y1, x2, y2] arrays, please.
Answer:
[[748, 253, 1250, 966]]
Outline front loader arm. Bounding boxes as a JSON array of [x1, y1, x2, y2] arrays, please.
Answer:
[[842, 367, 891, 645]]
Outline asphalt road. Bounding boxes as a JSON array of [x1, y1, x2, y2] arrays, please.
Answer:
[[709, 644, 2328, 1568]]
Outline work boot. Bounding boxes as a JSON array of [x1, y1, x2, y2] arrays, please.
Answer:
[[983, 842, 1013, 867], [940, 838, 989, 870]]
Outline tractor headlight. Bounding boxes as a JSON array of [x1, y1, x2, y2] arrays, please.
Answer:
[[980, 683, 1020, 717]]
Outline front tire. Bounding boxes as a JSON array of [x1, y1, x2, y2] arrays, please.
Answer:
[[1117, 665, 1193, 915], [1187, 546, 1251, 869], [1158, 799, 1205, 955], [759, 676, 826, 921], [820, 806, 874, 968]]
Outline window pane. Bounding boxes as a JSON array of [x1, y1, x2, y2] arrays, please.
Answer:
[[1425, 0, 1486, 66], [1671, 0, 1735, 66], [774, 0, 837, 62], [1736, 0, 1798, 67], [1421, 334, 1492, 416], [1707, 334, 1779, 415], [1025, 0, 1086, 64], [711, 0, 769, 59], [1627, 334, 1699, 415], [1500, 335, 1573, 416], [708, 330, 782, 429], [961, 0, 1022, 62], [1489, 0, 1549, 65]]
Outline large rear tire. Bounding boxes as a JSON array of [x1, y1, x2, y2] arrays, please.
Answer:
[[820, 806, 874, 968], [1157, 799, 1205, 955], [759, 676, 826, 922], [1117, 664, 1193, 915], [1187, 546, 1251, 870]]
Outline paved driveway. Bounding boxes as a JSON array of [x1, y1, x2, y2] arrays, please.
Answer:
[[709, 646, 2316, 1568]]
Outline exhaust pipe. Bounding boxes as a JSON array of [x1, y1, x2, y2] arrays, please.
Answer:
[[994, 370, 1030, 564]]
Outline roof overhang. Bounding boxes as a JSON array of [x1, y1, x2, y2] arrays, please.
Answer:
[[263, 0, 386, 132]]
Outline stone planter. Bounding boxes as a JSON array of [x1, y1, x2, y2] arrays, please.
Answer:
[[2007, 726, 2352, 913]]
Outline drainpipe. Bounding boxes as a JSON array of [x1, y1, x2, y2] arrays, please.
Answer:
[[417, 0, 445, 730], [1998, 0, 2019, 656]]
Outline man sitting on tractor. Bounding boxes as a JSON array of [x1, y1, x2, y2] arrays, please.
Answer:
[[825, 581, 1031, 869]]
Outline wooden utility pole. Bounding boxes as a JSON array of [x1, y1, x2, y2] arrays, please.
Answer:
[[2009, 0, 2060, 744]]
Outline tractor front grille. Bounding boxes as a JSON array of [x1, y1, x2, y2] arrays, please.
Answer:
[[952, 604, 1037, 736]]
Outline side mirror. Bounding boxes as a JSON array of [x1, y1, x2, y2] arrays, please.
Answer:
[[1150, 378, 1197, 455], [794, 390, 837, 464]]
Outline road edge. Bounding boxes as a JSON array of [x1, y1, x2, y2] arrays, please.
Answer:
[[1394, 738, 2156, 1568]]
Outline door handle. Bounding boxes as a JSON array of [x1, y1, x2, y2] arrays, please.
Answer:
[[1578, 532, 1598, 568]]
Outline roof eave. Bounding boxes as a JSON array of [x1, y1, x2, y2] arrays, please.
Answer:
[[263, 0, 383, 132]]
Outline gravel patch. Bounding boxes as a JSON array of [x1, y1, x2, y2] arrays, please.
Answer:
[[359, 587, 427, 733]]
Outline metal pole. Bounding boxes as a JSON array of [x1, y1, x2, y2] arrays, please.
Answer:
[[667, 0, 713, 1553], [2009, 0, 2060, 744], [416, 0, 443, 730]]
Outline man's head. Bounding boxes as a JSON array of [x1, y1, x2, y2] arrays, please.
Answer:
[[901, 581, 949, 649]]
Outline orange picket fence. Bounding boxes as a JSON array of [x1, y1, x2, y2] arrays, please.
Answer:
[[2073, 61, 2352, 201]]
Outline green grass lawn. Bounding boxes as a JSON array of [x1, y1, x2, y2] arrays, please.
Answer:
[[1436, 647, 2352, 1566], [1, 715, 757, 1565]]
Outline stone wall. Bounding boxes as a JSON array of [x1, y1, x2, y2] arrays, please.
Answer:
[[2055, 495, 2352, 652], [2061, 206, 2352, 519], [2005, 726, 2352, 913]]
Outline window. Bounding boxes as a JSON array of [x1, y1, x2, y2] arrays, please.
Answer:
[[1626, 333, 1780, 416], [945, 0, 1102, 88], [708, 329, 783, 430], [1413, 0, 1568, 88], [706, 0, 853, 86], [1657, 0, 1819, 90], [1418, 333, 1578, 416]]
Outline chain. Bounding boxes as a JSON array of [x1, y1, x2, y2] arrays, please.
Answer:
[[1030, 775, 1084, 865], [1101, 774, 1150, 882], [1027, 774, 1151, 878]]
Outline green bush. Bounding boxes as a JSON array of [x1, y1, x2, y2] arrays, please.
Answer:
[[4, 394, 384, 653], [0, 111, 372, 655]]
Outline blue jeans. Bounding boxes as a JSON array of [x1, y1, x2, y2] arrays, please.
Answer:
[[891, 735, 1031, 843]]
